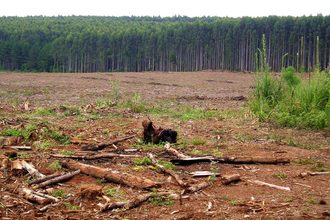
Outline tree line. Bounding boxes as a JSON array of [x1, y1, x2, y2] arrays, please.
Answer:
[[0, 15, 329, 72]]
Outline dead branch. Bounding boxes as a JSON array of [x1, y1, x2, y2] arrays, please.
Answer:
[[20, 188, 51, 205], [81, 135, 135, 151], [221, 174, 241, 185], [51, 152, 138, 160], [34, 170, 80, 189], [62, 159, 159, 189], [148, 153, 188, 187], [183, 181, 212, 194], [29, 173, 62, 185], [171, 156, 290, 165], [299, 171, 330, 177], [189, 171, 220, 178], [11, 160, 45, 179], [164, 143, 190, 159], [100, 191, 176, 212], [248, 180, 291, 191], [2, 146, 32, 150]]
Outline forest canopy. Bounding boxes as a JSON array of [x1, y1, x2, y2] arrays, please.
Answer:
[[0, 15, 329, 72]]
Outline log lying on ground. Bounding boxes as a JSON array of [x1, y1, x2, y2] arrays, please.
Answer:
[[248, 180, 291, 191], [81, 135, 136, 151], [100, 191, 176, 212], [20, 188, 58, 204], [34, 170, 80, 189], [62, 159, 159, 189], [148, 153, 188, 187], [165, 143, 289, 165], [29, 173, 62, 185], [189, 171, 220, 178], [171, 156, 290, 165], [11, 160, 45, 179], [51, 153, 138, 160], [221, 174, 241, 185], [183, 181, 212, 194], [2, 146, 32, 150], [299, 171, 330, 177]]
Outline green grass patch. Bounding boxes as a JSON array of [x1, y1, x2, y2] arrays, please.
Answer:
[[34, 140, 55, 150], [148, 194, 174, 206], [59, 150, 75, 156], [33, 107, 56, 116], [17, 152, 31, 159], [63, 202, 80, 210], [133, 157, 152, 166], [103, 187, 123, 198], [157, 160, 176, 170], [311, 162, 330, 172], [250, 68, 330, 129], [272, 173, 288, 179], [48, 160, 62, 171], [52, 189, 67, 198], [191, 138, 207, 145]]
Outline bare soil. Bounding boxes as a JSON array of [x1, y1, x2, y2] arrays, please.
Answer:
[[0, 71, 329, 220]]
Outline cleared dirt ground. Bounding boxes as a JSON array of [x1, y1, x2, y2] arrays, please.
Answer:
[[0, 71, 329, 220]]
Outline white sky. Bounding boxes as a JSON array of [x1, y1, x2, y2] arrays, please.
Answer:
[[1, 0, 329, 17]]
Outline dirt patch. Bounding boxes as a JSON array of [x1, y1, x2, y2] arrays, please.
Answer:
[[0, 71, 329, 219]]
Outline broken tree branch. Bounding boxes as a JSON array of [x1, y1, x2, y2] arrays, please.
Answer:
[[248, 180, 291, 191], [299, 171, 330, 177], [164, 143, 190, 159], [20, 188, 51, 205], [148, 153, 188, 187], [11, 160, 45, 179], [100, 192, 176, 212], [81, 135, 135, 151], [34, 170, 80, 189], [62, 159, 159, 189], [29, 173, 62, 185], [2, 146, 32, 150], [51, 152, 138, 160], [221, 174, 241, 185], [183, 181, 212, 194], [165, 143, 289, 165]]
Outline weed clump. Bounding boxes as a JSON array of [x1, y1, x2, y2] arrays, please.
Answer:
[[250, 68, 330, 129]]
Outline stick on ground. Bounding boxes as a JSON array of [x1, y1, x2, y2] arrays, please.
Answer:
[[34, 170, 80, 189], [51, 153, 139, 160], [81, 135, 135, 151], [249, 180, 291, 191], [148, 153, 188, 187]]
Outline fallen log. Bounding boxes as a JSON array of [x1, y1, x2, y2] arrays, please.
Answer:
[[183, 181, 212, 194], [299, 171, 330, 177], [20, 188, 51, 205], [221, 174, 241, 185], [11, 160, 45, 179], [165, 144, 289, 165], [248, 180, 291, 191], [171, 156, 290, 165], [2, 146, 32, 150], [34, 170, 80, 189], [29, 173, 62, 185], [148, 153, 187, 187], [62, 159, 159, 189], [100, 192, 176, 212], [81, 135, 135, 151], [51, 153, 138, 160], [189, 171, 220, 178]]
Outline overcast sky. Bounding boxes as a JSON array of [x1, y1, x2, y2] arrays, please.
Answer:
[[1, 0, 329, 17]]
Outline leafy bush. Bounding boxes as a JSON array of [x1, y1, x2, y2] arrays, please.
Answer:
[[250, 68, 330, 129]]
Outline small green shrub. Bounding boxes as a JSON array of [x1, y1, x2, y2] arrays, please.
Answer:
[[148, 194, 174, 206], [123, 93, 146, 113], [52, 190, 67, 198], [272, 173, 288, 179], [33, 108, 55, 116], [49, 160, 62, 171], [63, 202, 80, 210], [133, 157, 152, 166]]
